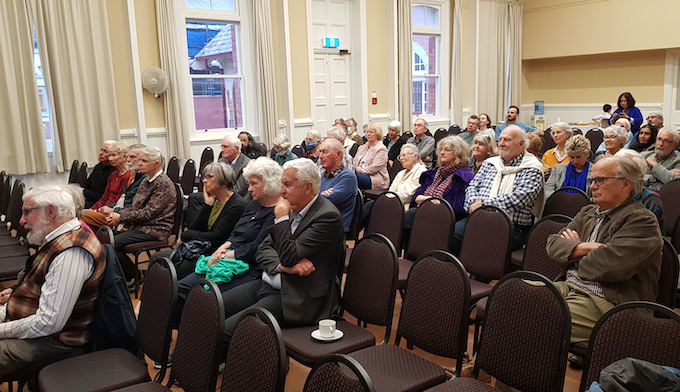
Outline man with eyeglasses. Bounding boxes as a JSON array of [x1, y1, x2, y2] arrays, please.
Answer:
[[640, 127, 680, 192], [0, 185, 106, 376], [547, 156, 662, 349]]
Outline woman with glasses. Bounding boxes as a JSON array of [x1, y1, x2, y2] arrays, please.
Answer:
[[545, 135, 592, 198], [599, 125, 628, 158], [388, 144, 427, 209], [470, 133, 499, 174], [609, 92, 644, 135]]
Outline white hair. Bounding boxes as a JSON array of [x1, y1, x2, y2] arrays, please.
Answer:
[[659, 127, 680, 144], [24, 185, 76, 220], [551, 122, 574, 137], [282, 158, 321, 194], [139, 146, 164, 166], [604, 125, 628, 141], [614, 149, 647, 174], [388, 120, 402, 134], [273, 134, 292, 151], [326, 126, 347, 142], [307, 130, 322, 142], [103, 140, 117, 148], [242, 157, 283, 197]]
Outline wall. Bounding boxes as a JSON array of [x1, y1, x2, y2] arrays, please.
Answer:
[[366, 0, 388, 115], [289, 0, 312, 120]]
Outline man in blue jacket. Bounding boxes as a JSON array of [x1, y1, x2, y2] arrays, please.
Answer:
[[318, 139, 357, 234]]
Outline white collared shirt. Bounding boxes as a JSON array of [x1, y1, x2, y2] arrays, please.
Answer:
[[148, 169, 163, 183]]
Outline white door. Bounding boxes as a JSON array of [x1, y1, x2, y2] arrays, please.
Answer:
[[313, 53, 351, 129], [663, 50, 680, 130]]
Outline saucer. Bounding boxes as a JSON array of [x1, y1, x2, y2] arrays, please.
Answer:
[[311, 329, 344, 342]]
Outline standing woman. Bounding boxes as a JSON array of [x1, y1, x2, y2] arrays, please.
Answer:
[[542, 122, 574, 168], [353, 122, 389, 190], [609, 92, 644, 135]]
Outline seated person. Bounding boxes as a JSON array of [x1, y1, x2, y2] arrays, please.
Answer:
[[83, 140, 117, 208], [596, 119, 631, 154], [407, 136, 474, 253], [0, 185, 106, 377], [408, 118, 436, 168], [272, 134, 297, 166], [470, 134, 499, 175], [383, 120, 406, 165], [324, 126, 356, 170], [459, 115, 481, 146], [89, 142, 130, 211], [107, 147, 178, 281], [238, 131, 265, 160], [318, 139, 357, 233], [81, 144, 147, 232], [545, 135, 592, 198], [303, 130, 322, 163], [526, 133, 552, 182], [345, 118, 364, 145], [494, 106, 540, 140], [353, 122, 389, 190], [170, 157, 283, 326], [625, 124, 657, 153], [220, 158, 345, 345], [542, 122, 574, 168], [463, 126, 545, 252], [641, 127, 680, 192], [150, 162, 247, 279], [546, 156, 663, 343], [387, 143, 427, 209]]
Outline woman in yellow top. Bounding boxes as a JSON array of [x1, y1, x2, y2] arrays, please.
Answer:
[[542, 122, 574, 168]]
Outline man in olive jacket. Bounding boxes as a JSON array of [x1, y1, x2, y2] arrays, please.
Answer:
[[546, 156, 662, 343]]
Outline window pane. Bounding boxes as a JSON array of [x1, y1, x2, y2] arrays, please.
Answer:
[[425, 6, 439, 27], [33, 32, 53, 153], [411, 5, 424, 26], [192, 78, 244, 130], [412, 77, 438, 116], [187, 0, 210, 9], [412, 35, 439, 74], [187, 22, 239, 75], [212, 0, 235, 11]]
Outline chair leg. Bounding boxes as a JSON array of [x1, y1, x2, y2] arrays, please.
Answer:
[[134, 252, 140, 299], [473, 317, 482, 355]]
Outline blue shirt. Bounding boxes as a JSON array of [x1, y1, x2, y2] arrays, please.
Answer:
[[320, 165, 357, 233], [494, 121, 537, 140]]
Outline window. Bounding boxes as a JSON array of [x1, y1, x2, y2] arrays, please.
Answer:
[[411, 3, 443, 117], [33, 32, 54, 154], [185, 1, 253, 134]]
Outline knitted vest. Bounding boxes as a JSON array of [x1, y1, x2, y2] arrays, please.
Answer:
[[6, 227, 106, 346]]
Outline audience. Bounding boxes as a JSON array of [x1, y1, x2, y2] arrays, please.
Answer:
[[318, 139, 357, 233], [478, 113, 495, 138], [345, 118, 364, 145], [526, 133, 552, 181], [470, 134, 498, 175], [238, 131, 265, 160], [547, 156, 662, 344], [150, 162, 247, 279], [303, 130, 322, 163], [383, 120, 406, 165], [598, 125, 628, 158], [353, 123, 389, 190], [220, 158, 344, 346], [542, 122, 574, 168], [0, 185, 106, 377], [325, 126, 356, 170], [626, 124, 657, 152], [108, 147, 178, 282], [83, 140, 117, 208], [463, 126, 545, 252], [89, 142, 130, 211], [407, 118, 436, 168], [641, 127, 680, 192], [494, 106, 539, 140], [609, 92, 644, 135], [389, 143, 427, 209], [545, 134, 592, 198], [272, 134, 297, 165], [459, 115, 481, 146], [646, 111, 664, 130]]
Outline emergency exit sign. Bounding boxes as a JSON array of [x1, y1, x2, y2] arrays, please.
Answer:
[[322, 38, 339, 48]]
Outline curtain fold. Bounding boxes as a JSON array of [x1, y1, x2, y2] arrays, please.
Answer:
[[31, 0, 119, 171], [507, 2, 523, 110], [450, 0, 463, 126], [397, 0, 413, 133], [0, 0, 49, 174], [254, 0, 278, 147], [156, 0, 191, 158]]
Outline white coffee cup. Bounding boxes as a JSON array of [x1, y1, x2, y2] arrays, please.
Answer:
[[318, 319, 336, 338]]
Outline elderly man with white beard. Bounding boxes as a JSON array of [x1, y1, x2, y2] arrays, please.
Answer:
[[641, 127, 680, 192], [0, 185, 106, 376]]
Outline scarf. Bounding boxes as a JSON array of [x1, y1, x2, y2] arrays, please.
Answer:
[[424, 164, 460, 199], [486, 152, 546, 218], [562, 161, 590, 193]]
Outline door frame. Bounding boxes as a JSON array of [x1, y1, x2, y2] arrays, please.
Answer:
[[663, 49, 680, 131]]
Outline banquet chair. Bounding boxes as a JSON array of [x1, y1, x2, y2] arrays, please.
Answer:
[[68, 160, 79, 184], [166, 157, 180, 184], [659, 180, 680, 237], [543, 187, 590, 218], [303, 354, 376, 392], [510, 214, 572, 272], [77, 162, 88, 187]]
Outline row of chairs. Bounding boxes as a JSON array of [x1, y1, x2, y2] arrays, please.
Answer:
[[67, 160, 88, 187], [0, 172, 32, 283]]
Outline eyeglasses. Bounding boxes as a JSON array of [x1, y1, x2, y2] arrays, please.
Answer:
[[203, 173, 215, 180], [398, 153, 416, 160], [603, 135, 619, 140], [590, 177, 624, 186], [21, 206, 42, 216], [656, 138, 676, 145]]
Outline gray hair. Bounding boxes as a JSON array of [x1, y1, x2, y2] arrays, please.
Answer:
[[614, 149, 647, 175], [223, 135, 242, 149], [273, 134, 292, 151], [388, 120, 402, 134], [66, 184, 85, 219], [437, 136, 471, 167], [551, 122, 574, 138], [306, 130, 322, 142], [604, 125, 628, 142], [326, 126, 347, 142], [659, 127, 680, 144], [107, 141, 129, 157], [139, 146, 164, 167], [565, 134, 591, 155], [321, 138, 343, 153], [400, 143, 422, 163], [600, 156, 644, 196], [282, 158, 321, 194], [129, 143, 146, 150], [649, 111, 663, 119], [103, 140, 117, 148], [414, 117, 428, 129], [243, 157, 283, 197], [473, 133, 499, 157], [202, 162, 236, 190], [23, 185, 76, 220]]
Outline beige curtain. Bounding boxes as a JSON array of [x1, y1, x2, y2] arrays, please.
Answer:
[[397, 0, 413, 133], [31, 0, 119, 171], [254, 0, 278, 147], [477, 0, 523, 125], [0, 0, 50, 174], [156, 0, 191, 158], [450, 0, 463, 126]]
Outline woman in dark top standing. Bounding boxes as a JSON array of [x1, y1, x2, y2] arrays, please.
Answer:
[[150, 161, 246, 279], [170, 157, 283, 326], [238, 131, 265, 159]]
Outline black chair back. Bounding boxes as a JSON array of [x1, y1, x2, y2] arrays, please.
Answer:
[[406, 198, 455, 261], [474, 272, 571, 392], [543, 187, 590, 218], [96, 226, 115, 247], [657, 239, 678, 311], [388, 159, 403, 183], [401, 131, 413, 141], [198, 147, 214, 174], [345, 192, 364, 241], [6, 181, 25, 233], [460, 205, 512, 280], [433, 128, 448, 144], [222, 308, 287, 392], [167, 157, 180, 183], [585, 129, 604, 153], [366, 192, 404, 256], [304, 354, 375, 392], [77, 162, 88, 187], [659, 180, 680, 237], [68, 160, 79, 183], [521, 214, 572, 280], [448, 125, 461, 135], [180, 159, 196, 195], [0, 175, 10, 220], [291, 145, 304, 157], [541, 129, 556, 153], [580, 301, 680, 392]]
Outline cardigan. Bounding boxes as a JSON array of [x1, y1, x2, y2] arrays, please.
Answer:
[[91, 170, 131, 210], [119, 172, 177, 240], [353, 142, 390, 189], [410, 165, 475, 221], [182, 192, 247, 255]]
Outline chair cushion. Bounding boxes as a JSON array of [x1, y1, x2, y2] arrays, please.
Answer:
[[108, 382, 168, 392], [469, 280, 493, 302], [348, 344, 448, 392], [362, 189, 383, 199], [283, 320, 376, 367], [427, 376, 497, 391], [397, 258, 414, 289], [123, 241, 168, 253], [510, 248, 524, 268], [39, 348, 150, 392], [475, 297, 488, 320], [0, 245, 30, 258], [569, 340, 589, 356], [0, 255, 28, 280]]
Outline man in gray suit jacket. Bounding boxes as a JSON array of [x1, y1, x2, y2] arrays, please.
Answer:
[[641, 128, 680, 192], [220, 158, 345, 344]]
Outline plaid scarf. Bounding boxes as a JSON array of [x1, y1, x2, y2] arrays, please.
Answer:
[[424, 164, 460, 199]]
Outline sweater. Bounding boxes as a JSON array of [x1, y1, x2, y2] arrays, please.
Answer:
[[182, 192, 247, 254], [411, 165, 475, 221], [320, 166, 358, 232], [119, 173, 177, 240], [91, 170, 131, 210], [83, 163, 116, 203]]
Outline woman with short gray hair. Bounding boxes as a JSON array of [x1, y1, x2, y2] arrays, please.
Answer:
[[389, 143, 426, 208], [542, 122, 574, 168], [545, 134, 592, 198], [600, 125, 628, 157], [272, 134, 297, 166]]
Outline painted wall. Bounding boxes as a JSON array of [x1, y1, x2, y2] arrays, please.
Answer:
[[366, 0, 388, 115], [134, 0, 165, 129], [289, 0, 312, 119]]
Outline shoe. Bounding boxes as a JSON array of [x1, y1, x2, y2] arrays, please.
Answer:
[[154, 353, 173, 369], [568, 355, 584, 369]]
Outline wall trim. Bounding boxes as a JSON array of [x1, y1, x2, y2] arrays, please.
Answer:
[[294, 118, 315, 127], [368, 113, 392, 122], [120, 128, 137, 138], [524, 0, 608, 14]]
